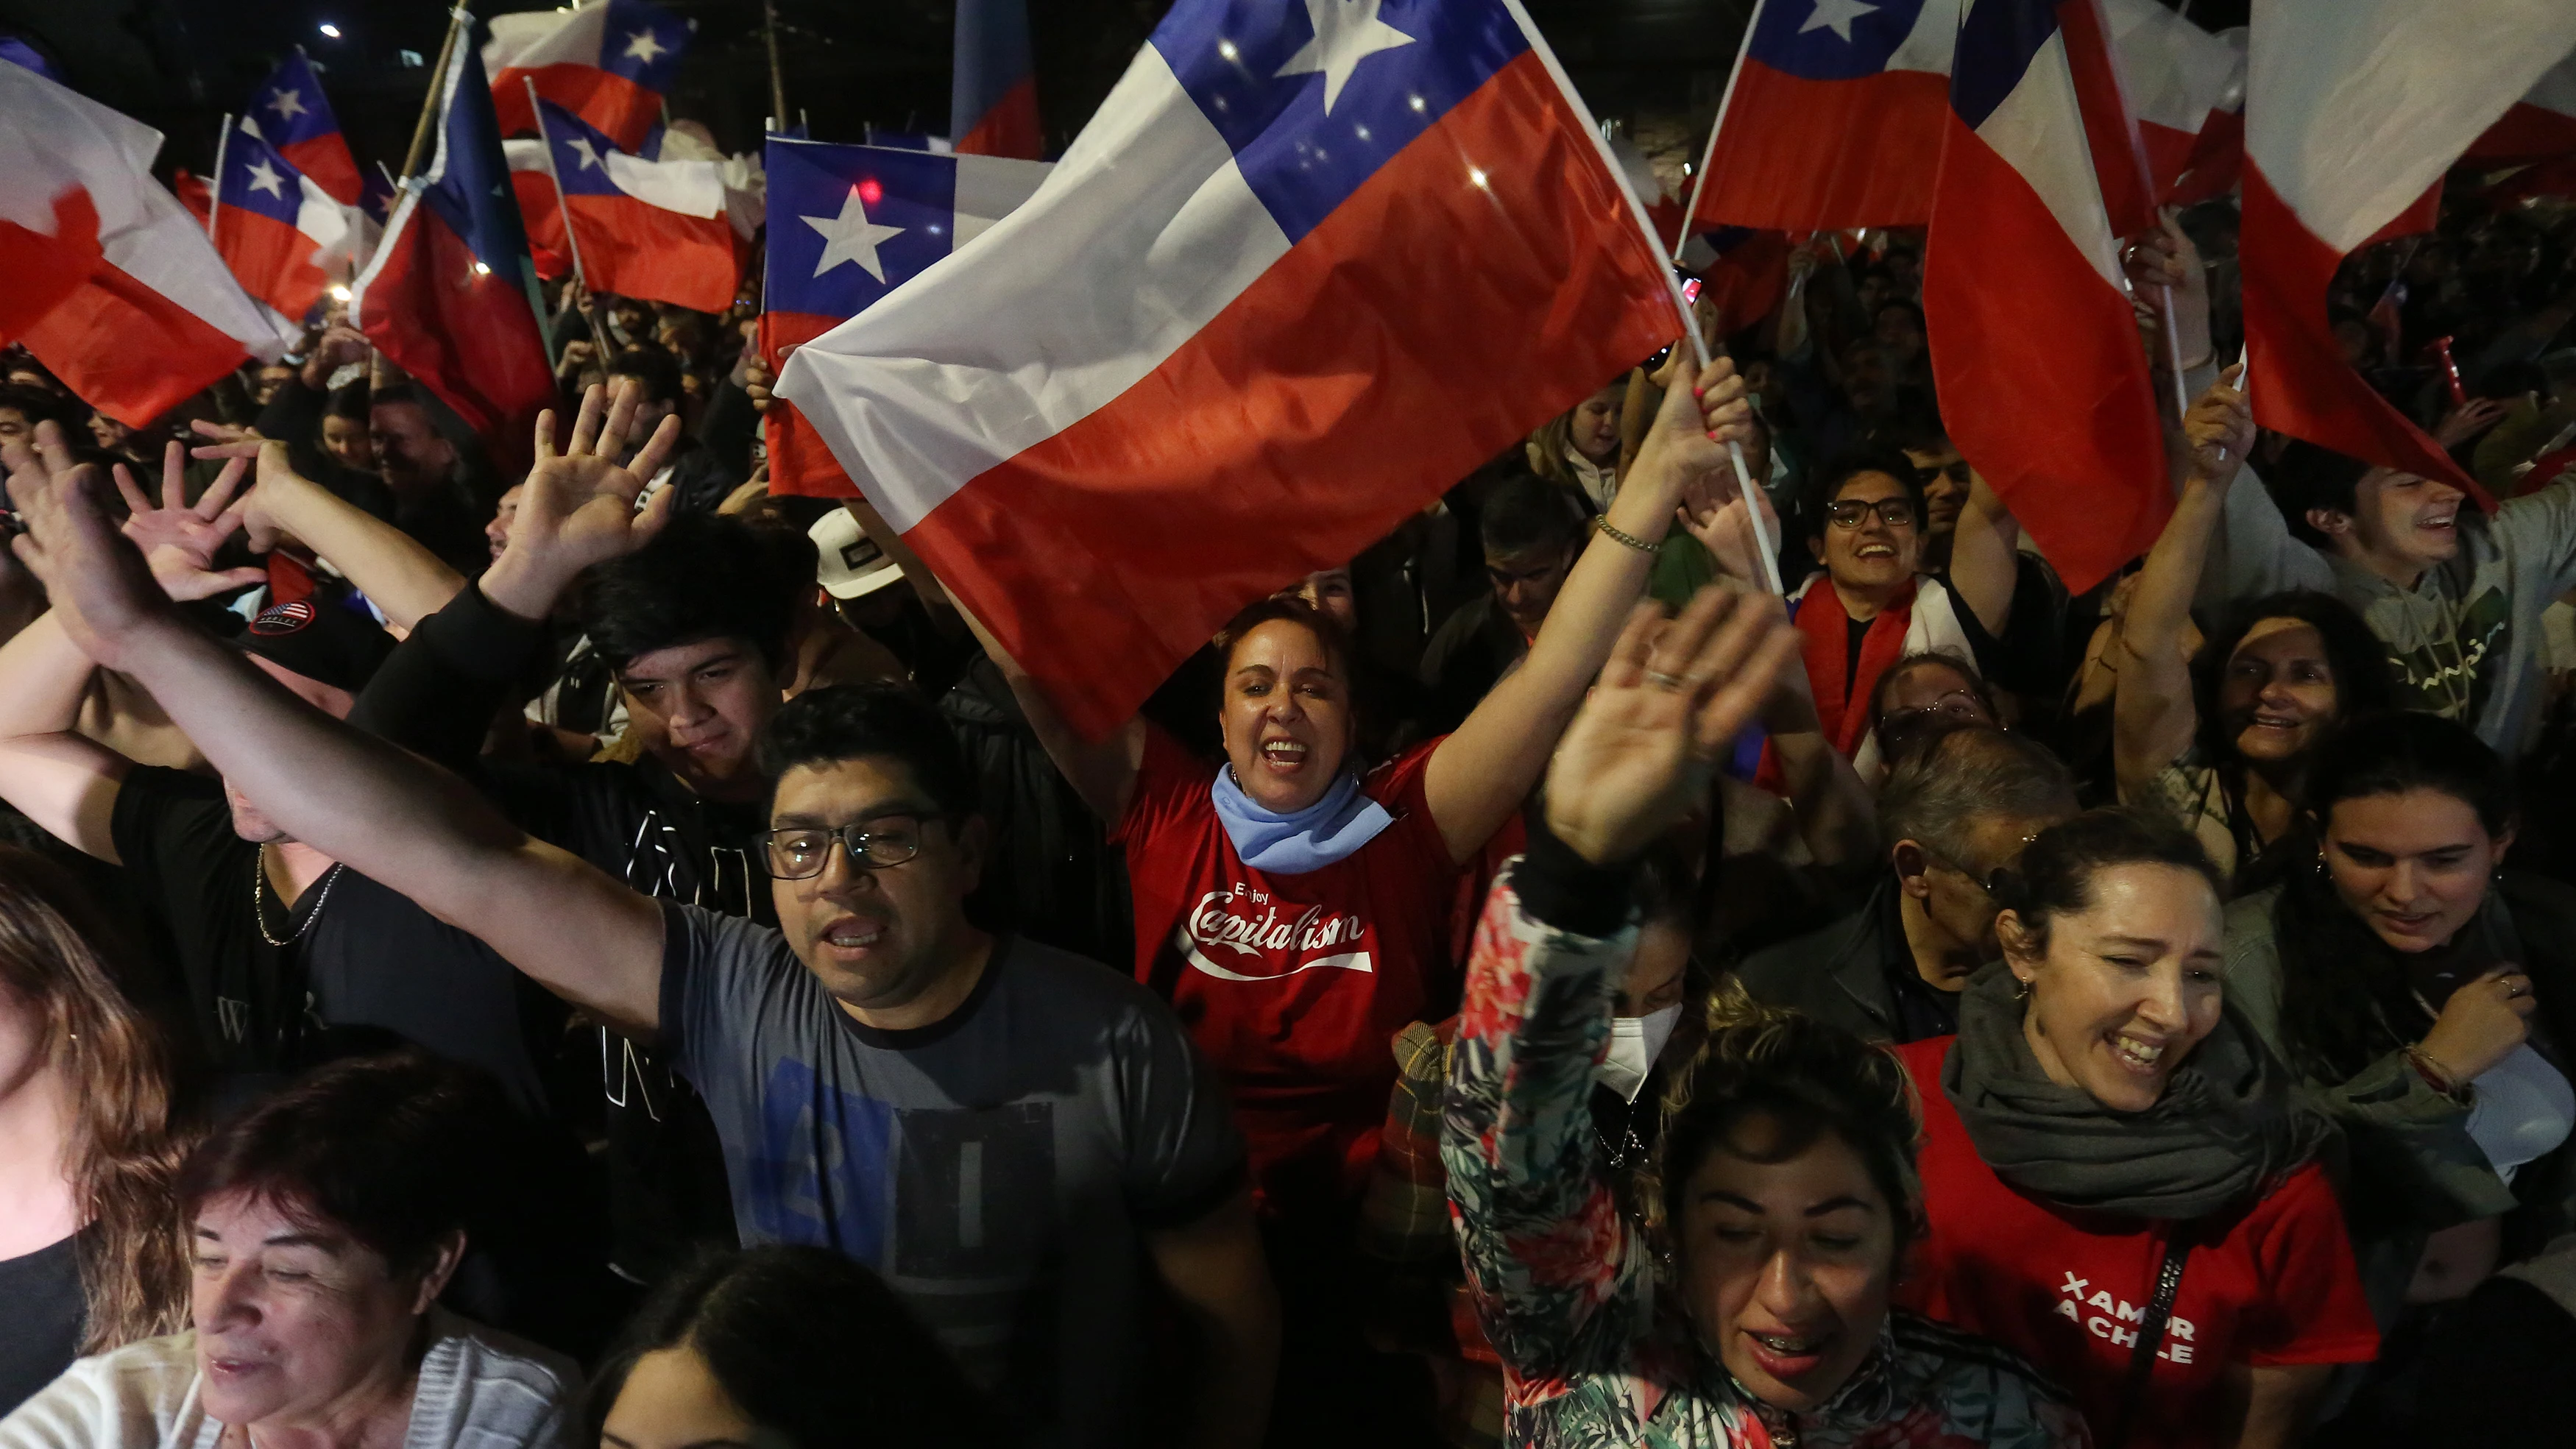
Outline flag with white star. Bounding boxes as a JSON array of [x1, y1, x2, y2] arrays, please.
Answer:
[[485, 0, 690, 152], [775, 0, 1688, 737], [505, 95, 740, 312], [212, 116, 349, 325], [250, 48, 364, 205]]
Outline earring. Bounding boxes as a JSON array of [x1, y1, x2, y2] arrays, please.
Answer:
[[2012, 976, 2033, 1002]]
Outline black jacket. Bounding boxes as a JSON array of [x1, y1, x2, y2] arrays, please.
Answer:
[[1735, 876, 1960, 1045]]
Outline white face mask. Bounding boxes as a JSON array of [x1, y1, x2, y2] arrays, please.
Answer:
[[1598, 1002, 1685, 1103]]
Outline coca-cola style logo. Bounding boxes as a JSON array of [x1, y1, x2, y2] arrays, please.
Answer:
[[1178, 883, 1375, 982]]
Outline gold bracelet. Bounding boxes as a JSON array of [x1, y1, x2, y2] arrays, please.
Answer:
[[1596, 519, 1659, 554]]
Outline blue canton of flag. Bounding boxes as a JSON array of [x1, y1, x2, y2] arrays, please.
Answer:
[[1749, 0, 1931, 79], [601, 0, 688, 90], [425, 48, 539, 280], [1151, 0, 1528, 244], [1950, 0, 2059, 128], [537, 98, 626, 199], [217, 123, 307, 226], [255, 50, 339, 152], [765, 140, 961, 319]]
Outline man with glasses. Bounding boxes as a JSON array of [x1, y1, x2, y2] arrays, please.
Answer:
[[2, 408, 1281, 1449], [1739, 724, 2076, 1043]]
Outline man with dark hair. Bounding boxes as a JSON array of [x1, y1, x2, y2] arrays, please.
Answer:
[[0, 383, 79, 449], [1417, 473, 1582, 731], [1737, 724, 2076, 1042], [6, 425, 1281, 1447], [604, 347, 738, 515]]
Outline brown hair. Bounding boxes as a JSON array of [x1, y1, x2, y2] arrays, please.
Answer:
[[1211, 595, 1354, 687], [0, 846, 191, 1350]]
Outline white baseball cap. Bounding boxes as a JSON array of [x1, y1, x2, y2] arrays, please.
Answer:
[[808, 508, 905, 600]]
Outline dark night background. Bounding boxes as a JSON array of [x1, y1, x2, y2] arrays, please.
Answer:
[[0, 0, 2245, 185]]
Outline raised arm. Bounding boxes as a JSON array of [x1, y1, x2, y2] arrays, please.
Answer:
[[186, 432, 465, 632], [2115, 372, 2253, 802], [1755, 618, 1880, 869], [1443, 585, 1797, 1379], [1945, 471, 2021, 637], [6, 420, 673, 1035], [1423, 354, 1753, 863]]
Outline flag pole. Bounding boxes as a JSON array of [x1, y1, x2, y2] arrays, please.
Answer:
[[2158, 285, 2191, 417], [1671, 1, 1763, 263], [208, 116, 233, 246], [526, 79, 616, 364], [401, 5, 473, 186], [762, 0, 788, 133]]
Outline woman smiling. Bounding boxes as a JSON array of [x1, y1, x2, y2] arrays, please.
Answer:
[[1892, 811, 2379, 1449]]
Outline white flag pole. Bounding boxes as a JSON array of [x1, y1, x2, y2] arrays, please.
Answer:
[[208, 116, 232, 247], [526, 79, 614, 363]]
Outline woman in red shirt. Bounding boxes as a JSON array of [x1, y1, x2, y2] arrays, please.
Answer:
[[1891, 809, 2379, 1449]]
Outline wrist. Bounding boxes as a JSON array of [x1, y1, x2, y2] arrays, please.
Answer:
[[2407, 1045, 2474, 1105], [476, 550, 572, 623]]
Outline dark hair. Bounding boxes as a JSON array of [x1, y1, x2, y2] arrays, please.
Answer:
[[176, 1049, 506, 1277], [605, 346, 684, 405], [1212, 593, 1354, 685], [757, 683, 980, 818], [1802, 447, 1926, 540], [1867, 405, 1950, 458], [2273, 712, 2514, 1079], [576, 511, 801, 670], [1649, 1002, 1922, 1259], [1992, 808, 2223, 958], [2189, 590, 2395, 774], [1874, 297, 1926, 331], [588, 1247, 997, 1449], [2265, 441, 2370, 548], [1480, 472, 1585, 557], [323, 381, 371, 422], [367, 380, 434, 416], [0, 382, 79, 431]]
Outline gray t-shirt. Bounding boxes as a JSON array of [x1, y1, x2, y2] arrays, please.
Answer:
[[657, 902, 1245, 1448]]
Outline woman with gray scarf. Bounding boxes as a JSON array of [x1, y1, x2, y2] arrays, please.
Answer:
[[1887, 809, 2378, 1449]]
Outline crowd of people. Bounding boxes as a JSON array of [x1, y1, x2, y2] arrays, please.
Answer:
[[0, 122, 2573, 1449]]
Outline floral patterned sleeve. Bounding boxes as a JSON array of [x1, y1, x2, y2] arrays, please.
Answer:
[[1440, 862, 1649, 1388]]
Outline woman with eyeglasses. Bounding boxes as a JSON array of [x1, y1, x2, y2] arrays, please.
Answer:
[[2116, 372, 2396, 887]]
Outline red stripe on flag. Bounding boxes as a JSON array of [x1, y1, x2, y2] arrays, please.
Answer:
[[2165, 107, 2242, 207], [218, 207, 331, 322], [955, 77, 1044, 160], [1926, 113, 2167, 594], [902, 50, 1677, 738], [492, 65, 662, 151], [2466, 100, 2576, 166], [279, 135, 365, 208], [760, 311, 857, 500], [1688, 63, 1950, 230], [6, 189, 248, 426], [2240, 162, 2488, 506], [2056, 0, 2158, 240], [359, 202, 553, 478], [512, 173, 573, 280], [565, 194, 738, 313]]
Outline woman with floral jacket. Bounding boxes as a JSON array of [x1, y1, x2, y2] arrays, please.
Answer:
[[1441, 584, 2090, 1448]]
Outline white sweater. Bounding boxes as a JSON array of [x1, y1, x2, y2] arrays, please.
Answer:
[[0, 1310, 578, 1449]]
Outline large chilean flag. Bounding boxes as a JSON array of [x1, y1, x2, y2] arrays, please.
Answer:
[[2242, 0, 2576, 500], [1926, 0, 2166, 594], [211, 119, 348, 325], [952, 0, 1043, 159], [1684, 0, 1959, 232], [777, 0, 1685, 737], [351, 45, 553, 475], [0, 60, 295, 424], [514, 97, 737, 313], [249, 50, 364, 207], [2100, 0, 2243, 204], [760, 139, 1050, 498], [486, 0, 687, 152]]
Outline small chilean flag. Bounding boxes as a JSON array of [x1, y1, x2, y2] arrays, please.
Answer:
[[0, 60, 295, 424], [952, 0, 1042, 159], [1685, 0, 1959, 232], [212, 118, 348, 325], [2468, 52, 2576, 166], [1925, 0, 2167, 594], [1683, 227, 1793, 336], [486, 0, 687, 153], [2100, 0, 2243, 204], [249, 50, 363, 207], [2242, 0, 2576, 501], [351, 45, 553, 475], [777, 0, 1685, 737], [509, 97, 737, 313], [760, 138, 1050, 497]]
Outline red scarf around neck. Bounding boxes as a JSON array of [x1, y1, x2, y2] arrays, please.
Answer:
[[1797, 576, 1917, 757]]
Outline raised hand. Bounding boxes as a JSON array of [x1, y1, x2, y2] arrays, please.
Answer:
[[2180, 364, 2254, 486], [189, 426, 322, 553], [2435, 396, 2514, 449], [1674, 459, 1782, 585], [1542, 582, 1801, 866], [1629, 350, 1752, 499], [112, 440, 265, 601], [300, 323, 371, 392], [480, 378, 680, 620], [4, 421, 178, 671], [2420, 966, 2539, 1085]]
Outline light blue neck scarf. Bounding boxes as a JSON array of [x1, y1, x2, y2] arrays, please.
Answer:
[[1209, 765, 1394, 874]]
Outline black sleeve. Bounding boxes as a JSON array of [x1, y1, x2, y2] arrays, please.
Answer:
[[697, 377, 758, 475], [1514, 807, 1634, 938], [255, 376, 331, 476], [347, 581, 549, 769]]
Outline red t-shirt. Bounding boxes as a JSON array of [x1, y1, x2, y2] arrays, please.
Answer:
[[1117, 726, 1465, 1219], [1891, 1036, 2379, 1449]]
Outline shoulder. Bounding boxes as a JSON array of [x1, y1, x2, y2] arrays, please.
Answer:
[[998, 935, 1195, 1041], [1737, 903, 1873, 986], [2223, 887, 2286, 970], [2, 1333, 203, 1444], [1362, 734, 1447, 801], [1889, 1034, 1953, 1090], [1883, 1311, 2090, 1447], [422, 1311, 583, 1429]]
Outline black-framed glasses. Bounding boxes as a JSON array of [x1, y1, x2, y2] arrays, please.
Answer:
[[759, 815, 941, 880], [1825, 497, 1917, 530]]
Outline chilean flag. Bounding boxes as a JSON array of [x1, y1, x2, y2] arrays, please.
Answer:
[[350, 46, 553, 474], [1685, 0, 1959, 232], [0, 60, 295, 424], [2242, 0, 2576, 501], [512, 97, 737, 313], [761, 139, 1050, 497], [2468, 52, 2576, 166], [777, 0, 1685, 737], [952, 0, 1042, 159], [249, 50, 364, 207], [2100, 0, 2243, 203], [1926, 0, 2167, 594], [486, 0, 687, 153], [1683, 227, 1794, 336], [212, 118, 348, 325]]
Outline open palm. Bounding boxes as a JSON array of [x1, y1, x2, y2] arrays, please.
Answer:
[[113, 440, 264, 601], [513, 378, 682, 577]]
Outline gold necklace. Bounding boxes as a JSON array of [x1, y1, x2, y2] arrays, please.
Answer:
[[253, 848, 344, 946]]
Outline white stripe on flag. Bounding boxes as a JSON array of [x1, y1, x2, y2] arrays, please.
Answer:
[[605, 152, 726, 217], [775, 43, 1291, 532], [1974, 30, 2122, 288], [950, 154, 1052, 249], [1891, 0, 1964, 77]]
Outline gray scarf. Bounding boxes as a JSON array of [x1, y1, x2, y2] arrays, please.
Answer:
[[1941, 963, 2332, 1221]]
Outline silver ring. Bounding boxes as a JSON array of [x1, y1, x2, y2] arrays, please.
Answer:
[[2505, 979, 2527, 998], [1644, 670, 1685, 691]]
